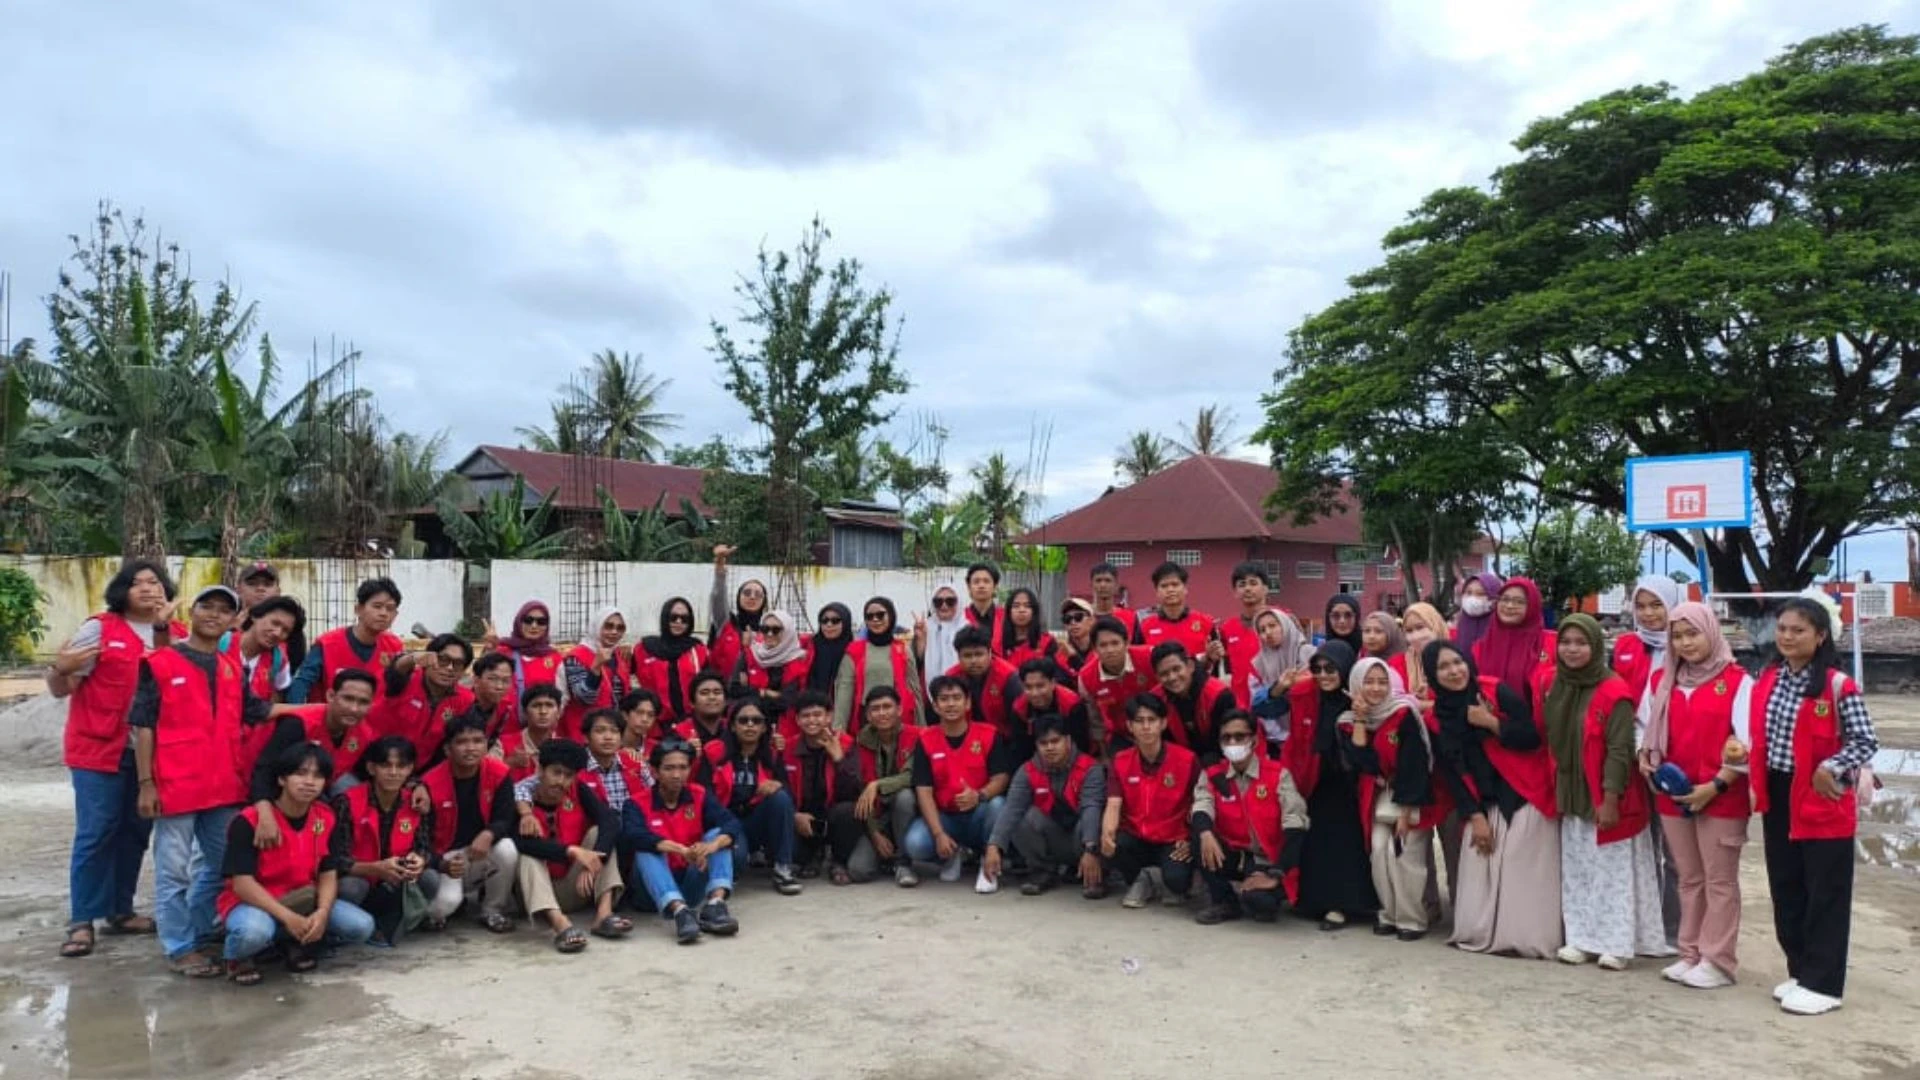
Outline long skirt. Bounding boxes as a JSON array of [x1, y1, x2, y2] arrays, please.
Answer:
[[1296, 768, 1379, 920], [1559, 817, 1675, 959], [1450, 804, 1560, 958]]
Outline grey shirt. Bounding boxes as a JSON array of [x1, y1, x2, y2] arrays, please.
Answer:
[[988, 755, 1107, 852]]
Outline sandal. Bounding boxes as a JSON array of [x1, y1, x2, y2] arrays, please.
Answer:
[[168, 951, 223, 978], [829, 865, 853, 886], [60, 923, 96, 958], [591, 915, 632, 939], [554, 926, 588, 953], [225, 960, 263, 986], [482, 913, 515, 934], [285, 948, 318, 974], [103, 914, 156, 935]]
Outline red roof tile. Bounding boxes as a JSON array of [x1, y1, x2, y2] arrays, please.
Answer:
[[463, 445, 710, 514], [1014, 455, 1364, 546]]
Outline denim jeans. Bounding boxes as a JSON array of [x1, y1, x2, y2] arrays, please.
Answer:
[[221, 899, 376, 960], [904, 796, 1006, 862], [634, 828, 736, 912], [152, 806, 238, 960], [740, 790, 797, 867], [69, 754, 152, 924]]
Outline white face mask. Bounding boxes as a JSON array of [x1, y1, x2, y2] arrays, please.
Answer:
[[1461, 595, 1492, 618], [1222, 744, 1253, 764]]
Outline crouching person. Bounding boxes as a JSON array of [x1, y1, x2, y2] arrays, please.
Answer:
[[1192, 711, 1308, 925], [850, 687, 922, 886], [218, 742, 374, 985], [624, 738, 744, 944], [337, 736, 462, 940], [415, 716, 518, 933], [982, 714, 1107, 898], [503, 739, 630, 953]]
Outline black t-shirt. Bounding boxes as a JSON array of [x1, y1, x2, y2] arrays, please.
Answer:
[[222, 806, 351, 880], [450, 773, 486, 848]]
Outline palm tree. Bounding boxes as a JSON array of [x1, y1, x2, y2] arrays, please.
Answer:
[[515, 403, 588, 455], [969, 452, 1031, 556], [1173, 405, 1238, 457], [1114, 430, 1174, 483], [565, 349, 681, 461]]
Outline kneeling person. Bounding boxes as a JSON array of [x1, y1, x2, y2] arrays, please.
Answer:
[[501, 739, 628, 953], [338, 736, 462, 939], [850, 687, 922, 886], [1192, 711, 1308, 924], [983, 714, 1106, 898], [623, 739, 745, 944], [416, 716, 518, 932]]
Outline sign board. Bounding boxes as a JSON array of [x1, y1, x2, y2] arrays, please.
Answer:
[[1595, 585, 1626, 616], [1855, 583, 1894, 622], [1624, 452, 1753, 531]]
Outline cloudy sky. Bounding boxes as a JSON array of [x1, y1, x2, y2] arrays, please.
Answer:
[[2, 0, 1911, 577]]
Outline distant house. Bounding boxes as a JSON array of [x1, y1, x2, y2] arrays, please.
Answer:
[[413, 445, 711, 556], [819, 500, 906, 569], [1014, 455, 1485, 628]]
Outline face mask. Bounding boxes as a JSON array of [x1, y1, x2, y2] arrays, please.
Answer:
[[1222, 744, 1253, 764], [1461, 596, 1492, 618]]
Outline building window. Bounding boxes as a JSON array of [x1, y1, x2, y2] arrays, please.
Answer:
[[1375, 564, 1399, 581], [1338, 561, 1367, 584], [1103, 551, 1134, 568], [1166, 549, 1202, 567], [1260, 560, 1287, 584], [1295, 561, 1326, 580]]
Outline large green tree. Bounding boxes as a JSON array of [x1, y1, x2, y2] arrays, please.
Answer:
[[1513, 508, 1644, 614], [523, 349, 679, 461], [1259, 27, 1920, 597]]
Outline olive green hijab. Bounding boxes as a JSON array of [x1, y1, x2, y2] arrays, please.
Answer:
[[1543, 613, 1611, 818]]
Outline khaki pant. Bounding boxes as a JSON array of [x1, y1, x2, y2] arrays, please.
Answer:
[[512, 828, 623, 919], [1369, 790, 1434, 932], [450, 839, 521, 917]]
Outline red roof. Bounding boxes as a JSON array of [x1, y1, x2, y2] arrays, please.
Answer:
[[1014, 455, 1364, 546], [460, 445, 710, 514]]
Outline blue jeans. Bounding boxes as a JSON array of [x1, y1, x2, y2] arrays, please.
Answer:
[[69, 754, 152, 924], [904, 796, 1006, 861], [634, 829, 736, 912], [741, 790, 796, 868], [152, 806, 238, 960], [222, 899, 376, 960]]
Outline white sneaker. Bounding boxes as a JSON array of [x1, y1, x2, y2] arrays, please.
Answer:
[[1556, 946, 1594, 965], [1661, 959, 1695, 982], [1120, 876, 1155, 909], [1779, 986, 1842, 1016], [938, 851, 966, 883], [1681, 962, 1734, 990], [974, 867, 998, 895], [1772, 978, 1799, 1002], [1597, 954, 1630, 972]]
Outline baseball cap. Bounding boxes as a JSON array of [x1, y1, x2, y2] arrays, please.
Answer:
[[194, 585, 241, 609], [240, 560, 278, 583]]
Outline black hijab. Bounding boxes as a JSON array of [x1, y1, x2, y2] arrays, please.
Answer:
[[808, 602, 853, 695], [729, 579, 768, 634], [863, 596, 899, 645], [1323, 595, 1363, 654], [644, 597, 701, 663], [1422, 640, 1478, 743], [1310, 640, 1357, 754]]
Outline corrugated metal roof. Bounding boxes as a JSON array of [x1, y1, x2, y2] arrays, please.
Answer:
[[1014, 455, 1365, 546], [457, 445, 710, 514]]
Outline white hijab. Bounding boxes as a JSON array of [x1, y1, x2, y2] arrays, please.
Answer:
[[1632, 575, 1682, 650], [923, 581, 964, 678]]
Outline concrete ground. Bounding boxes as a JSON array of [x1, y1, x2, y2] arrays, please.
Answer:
[[1, 695, 1918, 1078]]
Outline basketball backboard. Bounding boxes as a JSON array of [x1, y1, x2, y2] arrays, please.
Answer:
[[1625, 452, 1752, 531]]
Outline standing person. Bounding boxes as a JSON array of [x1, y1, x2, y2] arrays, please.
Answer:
[[1450, 572, 1503, 657], [1360, 611, 1407, 662], [1247, 609, 1311, 758], [1217, 563, 1278, 709], [501, 739, 629, 952], [1740, 597, 1877, 1016], [1000, 587, 1065, 670], [981, 714, 1107, 898], [1088, 561, 1138, 638], [637, 597, 709, 725], [947, 626, 1022, 751], [623, 739, 743, 945], [782, 692, 862, 884], [1426, 641, 1561, 959], [1150, 643, 1235, 762], [835, 597, 923, 733], [131, 585, 275, 978], [808, 601, 855, 716], [733, 610, 810, 741], [235, 561, 306, 671], [1131, 562, 1218, 665], [1059, 598, 1097, 674], [1013, 658, 1092, 754], [905, 676, 1014, 887], [707, 544, 768, 683], [1284, 641, 1380, 930], [1102, 695, 1199, 909], [1639, 602, 1749, 990], [1321, 595, 1363, 653], [562, 609, 631, 743], [288, 577, 404, 704], [224, 595, 302, 705], [962, 562, 1008, 649], [850, 687, 923, 886], [415, 716, 518, 932], [918, 583, 965, 693], [336, 736, 461, 940], [1192, 711, 1308, 925], [703, 700, 803, 895], [1475, 577, 1558, 702], [461, 653, 518, 740], [376, 633, 474, 767], [1541, 614, 1667, 972], [1614, 576, 1682, 704], [1395, 603, 1449, 697], [49, 559, 177, 959], [1345, 658, 1439, 941], [1077, 616, 1159, 753], [494, 600, 563, 704]]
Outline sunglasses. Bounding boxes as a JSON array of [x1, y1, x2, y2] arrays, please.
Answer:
[[1310, 663, 1338, 675], [1063, 611, 1089, 624], [434, 654, 467, 669], [820, 615, 844, 625], [865, 611, 889, 622], [932, 597, 957, 608], [603, 622, 626, 633], [734, 714, 768, 727], [666, 612, 691, 624], [521, 615, 549, 626]]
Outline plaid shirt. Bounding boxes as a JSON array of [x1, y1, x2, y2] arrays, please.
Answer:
[[1761, 664, 1878, 779], [584, 757, 633, 812]]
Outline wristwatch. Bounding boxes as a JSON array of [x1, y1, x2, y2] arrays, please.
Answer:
[[1711, 777, 1729, 794]]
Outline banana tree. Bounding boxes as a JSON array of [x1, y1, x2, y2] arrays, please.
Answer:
[[598, 489, 710, 562], [436, 476, 573, 564]]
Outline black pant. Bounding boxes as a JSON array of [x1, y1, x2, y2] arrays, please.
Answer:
[[796, 803, 865, 868], [1200, 848, 1285, 918], [1761, 771, 1854, 998], [1110, 832, 1193, 896]]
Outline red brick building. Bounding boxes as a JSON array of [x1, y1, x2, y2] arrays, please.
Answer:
[[1016, 456, 1484, 632]]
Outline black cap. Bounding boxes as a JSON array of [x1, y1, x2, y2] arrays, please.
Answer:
[[240, 561, 278, 583]]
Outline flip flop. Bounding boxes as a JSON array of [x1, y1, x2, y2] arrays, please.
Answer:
[[591, 915, 632, 939], [554, 926, 588, 953], [285, 948, 318, 974], [482, 913, 515, 934], [102, 914, 156, 935], [225, 960, 263, 986], [168, 952, 222, 978], [59, 923, 95, 958]]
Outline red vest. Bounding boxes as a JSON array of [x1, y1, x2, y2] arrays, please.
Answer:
[[637, 642, 710, 722], [641, 783, 711, 872], [1283, 678, 1333, 800], [64, 613, 149, 771], [343, 783, 423, 863], [1110, 743, 1197, 844], [857, 725, 922, 785], [1026, 753, 1095, 817], [1367, 708, 1449, 835], [1077, 648, 1159, 745], [1216, 613, 1267, 709], [1748, 666, 1860, 841], [1539, 672, 1648, 844], [1012, 684, 1082, 735], [1152, 677, 1230, 749], [945, 659, 1020, 739], [1093, 605, 1138, 637], [782, 733, 854, 807], [228, 632, 278, 702], [496, 728, 552, 783], [711, 623, 746, 692], [500, 644, 563, 696], [294, 704, 378, 781], [420, 757, 510, 852], [1649, 667, 1749, 820], [147, 646, 249, 814], [916, 723, 999, 813], [525, 781, 592, 878], [965, 603, 1010, 657], [1610, 633, 1656, 704], [374, 669, 474, 766], [706, 744, 782, 810], [315, 627, 404, 696], [580, 749, 653, 808], [1005, 633, 1064, 671], [1134, 609, 1216, 660], [740, 648, 812, 737], [217, 801, 336, 918], [1465, 675, 1558, 819], [846, 639, 916, 730], [1205, 757, 1287, 861]]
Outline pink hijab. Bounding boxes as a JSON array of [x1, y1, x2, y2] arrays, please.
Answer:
[[1473, 576, 1547, 700], [1643, 601, 1734, 761]]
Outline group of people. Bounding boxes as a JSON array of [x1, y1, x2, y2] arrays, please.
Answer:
[[48, 551, 1877, 1016]]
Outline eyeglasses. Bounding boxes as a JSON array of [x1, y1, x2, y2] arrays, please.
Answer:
[[434, 654, 467, 669], [932, 597, 957, 609], [521, 615, 549, 626], [865, 611, 889, 622], [1497, 596, 1528, 608], [734, 714, 767, 727], [819, 616, 844, 625]]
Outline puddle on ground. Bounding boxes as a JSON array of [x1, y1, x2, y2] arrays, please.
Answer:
[[1860, 750, 1920, 872]]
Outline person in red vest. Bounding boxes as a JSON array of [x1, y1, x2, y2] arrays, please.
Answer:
[[671, 670, 732, 751], [707, 544, 769, 685], [495, 684, 564, 783], [561, 608, 631, 742], [1131, 562, 1219, 668], [623, 738, 745, 944], [784, 691, 863, 883], [1737, 597, 1878, 1016], [49, 558, 178, 959], [1613, 576, 1681, 704], [1077, 616, 1159, 754], [620, 688, 665, 756], [732, 609, 811, 742], [981, 714, 1106, 898], [1474, 576, 1557, 703], [905, 675, 1014, 888], [1149, 642, 1235, 762], [1193, 711, 1307, 925], [500, 738, 628, 952], [375, 633, 474, 768], [222, 595, 302, 704], [336, 736, 462, 938], [217, 742, 374, 985], [246, 669, 381, 804], [702, 699, 803, 895], [286, 577, 404, 704], [1014, 658, 1092, 753], [130, 585, 276, 978], [848, 686, 922, 886], [637, 596, 710, 724], [1103, 694, 1200, 910], [494, 599, 565, 704], [1344, 657, 1440, 941], [415, 716, 519, 933], [234, 561, 306, 672], [1059, 597, 1097, 674], [579, 707, 653, 894], [1285, 641, 1380, 931], [459, 653, 518, 740], [1088, 561, 1137, 638], [962, 562, 1008, 651], [1000, 587, 1065, 671], [1215, 562, 1277, 709], [836, 597, 923, 733], [947, 625, 1021, 747], [1539, 614, 1668, 971]]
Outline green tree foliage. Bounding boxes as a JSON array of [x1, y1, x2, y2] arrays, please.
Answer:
[[523, 349, 680, 461], [968, 452, 1031, 555], [1258, 27, 1920, 595], [906, 500, 987, 567], [435, 476, 572, 564], [597, 489, 710, 562], [0, 565, 47, 661], [1114, 430, 1174, 483], [1513, 509, 1644, 615]]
